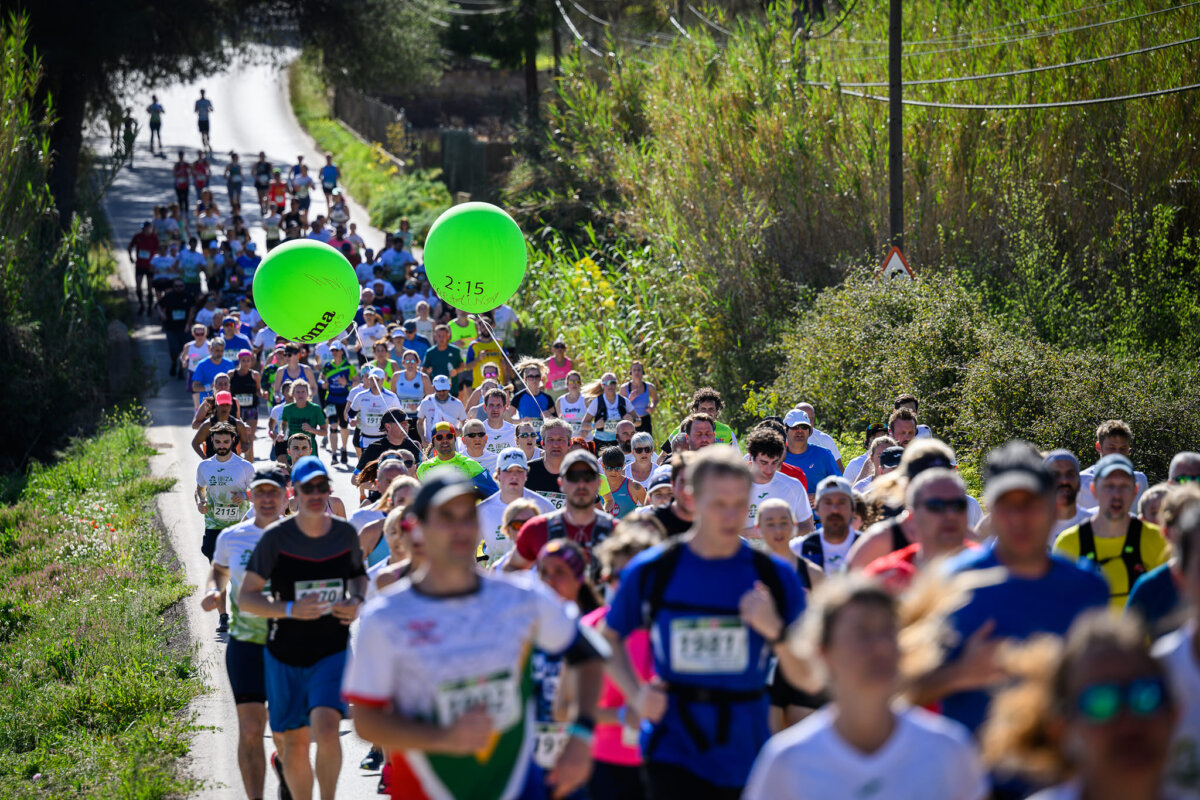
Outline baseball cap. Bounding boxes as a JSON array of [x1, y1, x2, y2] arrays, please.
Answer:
[[249, 463, 289, 490], [904, 450, 954, 479], [783, 409, 812, 429], [646, 466, 674, 492], [561, 450, 601, 476], [246, 242, 257, 251], [433, 421, 457, 436], [361, 287, 375, 297], [364, 305, 378, 315], [432, 375, 451, 391], [208, 240, 219, 249], [410, 469, 476, 520], [329, 341, 345, 351], [864, 422, 888, 446], [497, 448, 528, 472], [380, 409, 407, 427], [983, 440, 1054, 506], [1044, 449, 1080, 470], [214, 391, 233, 405], [879, 446, 905, 470], [1094, 453, 1136, 482], [369, 367, 386, 380], [223, 317, 237, 326], [403, 320, 417, 332], [291, 455, 329, 486], [237, 349, 253, 359], [815, 476, 853, 502]]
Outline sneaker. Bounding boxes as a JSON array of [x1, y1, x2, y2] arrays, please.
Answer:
[[340, 449, 348, 465], [272, 752, 292, 800], [360, 746, 384, 771], [321, 436, 328, 450], [216, 613, 229, 633]]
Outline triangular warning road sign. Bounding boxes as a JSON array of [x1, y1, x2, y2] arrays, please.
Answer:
[[878, 246, 915, 281]]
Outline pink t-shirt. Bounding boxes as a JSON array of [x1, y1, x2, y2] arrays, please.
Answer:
[[582, 605, 655, 766], [545, 357, 573, 391]]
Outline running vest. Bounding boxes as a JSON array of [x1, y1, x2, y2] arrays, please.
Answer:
[[1076, 519, 1148, 597], [609, 478, 638, 518], [228, 370, 259, 411], [592, 395, 630, 439], [545, 509, 615, 581], [393, 372, 424, 414]]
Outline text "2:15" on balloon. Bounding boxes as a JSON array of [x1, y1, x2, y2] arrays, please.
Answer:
[[445, 278, 486, 296]]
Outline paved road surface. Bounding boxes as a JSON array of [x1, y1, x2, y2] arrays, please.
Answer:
[[107, 49, 387, 800]]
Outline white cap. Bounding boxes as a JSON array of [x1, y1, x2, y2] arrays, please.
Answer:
[[497, 448, 528, 472], [783, 409, 812, 429], [432, 374, 451, 391], [369, 367, 386, 380], [815, 475, 853, 502]]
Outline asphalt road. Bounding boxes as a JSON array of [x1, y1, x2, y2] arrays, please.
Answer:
[[107, 49, 386, 800]]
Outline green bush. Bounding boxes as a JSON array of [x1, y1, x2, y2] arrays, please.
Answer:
[[750, 273, 1200, 482]]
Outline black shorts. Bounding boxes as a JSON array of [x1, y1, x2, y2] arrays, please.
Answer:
[[202, 527, 222, 562], [198, 119, 210, 134], [176, 187, 189, 206], [297, 197, 310, 211], [150, 121, 161, 131], [226, 637, 267, 705], [325, 401, 348, 428]]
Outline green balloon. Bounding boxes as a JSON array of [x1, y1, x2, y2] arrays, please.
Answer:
[[423, 202, 527, 314], [252, 239, 359, 344]]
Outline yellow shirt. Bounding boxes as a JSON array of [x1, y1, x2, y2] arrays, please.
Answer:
[[467, 339, 505, 386], [1053, 520, 1169, 610]]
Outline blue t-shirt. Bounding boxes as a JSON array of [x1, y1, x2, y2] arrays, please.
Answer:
[[942, 544, 1109, 733], [606, 541, 805, 787], [513, 389, 553, 420], [236, 254, 261, 282], [319, 165, 339, 188], [221, 334, 253, 354], [1126, 563, 1180, 635], [398, 335, 430, 360], [782, 443, 840, 489], [191, 357, 237, 399]]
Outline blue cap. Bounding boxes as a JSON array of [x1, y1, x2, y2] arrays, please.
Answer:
[[646, 466, 673, 492], [1094, 453, 1135, 482], [291, 455, 329, 485]]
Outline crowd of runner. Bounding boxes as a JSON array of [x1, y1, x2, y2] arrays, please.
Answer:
[[132, 91, 1200, 800]]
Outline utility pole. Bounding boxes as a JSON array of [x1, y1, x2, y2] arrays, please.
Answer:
[[888, 0, 903, 250]]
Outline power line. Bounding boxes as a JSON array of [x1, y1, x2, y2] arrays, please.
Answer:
[[821, 0, 1200, 63], [419, 0, 518, 15], [567, 0, 610, 26], [842, 0, 1131, 46], [808, 78, 1200, 108], [811, 33, 1200, 87], [554, 0, 606, 57]]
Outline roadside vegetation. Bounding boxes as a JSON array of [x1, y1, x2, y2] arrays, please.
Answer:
[[0, 409, 201, 799]]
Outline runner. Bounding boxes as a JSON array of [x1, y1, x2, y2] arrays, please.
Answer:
[[194, 89, 214, 151], [630, 455, 696, 536], [280, 381, 329, 458], [128, 220, 159, 315], [625, 432, 656, 487], [1053, 453, 1169, 609], [511, 360, 556, 429], [178, 236, 206, 300], [416, 374, 467, 444], [237, 456, 367, 800], [351, 458, 411, 565], [476, 448, 557, 567], [271, 344, 319, 400], [350, 369, 403, 454], [158, 279, 191, 376], [478, 389, 518, 473], [228, 350, 263, 461], [1078, 420, 1151, 513], [662, 388, 739, 453], [887, 407, 919, 449], [224, 152, 244, 207], [319, 342, 357, 463], [743, 577, 987, 800], [780, 409, 840, 506], [195, 421, 255, 631], [620, 361, 657, 436], [190, 337, 236, 409], [600, 447, 645, 518], [643, 469, 675, 508], [524, 419, 574, 510], [744, 428, 814, 536], [193, 150, 211, 197], [580, 373, 640, 449], [414, 422, 497, 496], [356, 410, 421, 475], [251, 151, 272, 211], [390, 348, 432, 437], [505, 450, 617, 575], [545, 340, 573, 400], [792, 403, 843, 472], [199, 463, 288, 800], [291, 164, 315, 225], [174, 151, 191, 210], [146, 95, 164, 153], [319, 153, 340, 208], [342, 470, 608, 800], [677, 413, 717, 452], [150, 240, 178, 299], [515, 421, 544, 463], [601, 446, 808, 799], [192, 391, 252, 458], [892, 394, 933, 438], [555, 372, 588, 437], [793, 477, 860, 573]]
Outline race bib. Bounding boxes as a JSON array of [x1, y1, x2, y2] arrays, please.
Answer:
[[364, 412, 382, 429], [324, 404, 336, 417], [533, 722, 569, 769], [528, 419, 544, 433], [171, 309, 186, 321], [435, 670, 520, 732], [235, 394, 253, 407], [137, 249, 150, 260], [213, 504, 242, 522], [603, 420, 621, 434], [551, 379, 566, 392], [569, 421, 583, 435], [294, 578, 344, 608], [401, 401, 420, 414], [538, 492, 567, 510], [669, 617, 749, 674]]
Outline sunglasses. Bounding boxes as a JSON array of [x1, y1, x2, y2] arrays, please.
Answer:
[[603, 380, 617, 386], [524, 373, 541, 380], [518, 432, 536, 439], [919, 497, 968, 514], [1076, 678, 1169, 724], [787, 425, 811, 432], [1177, 475, 1200, 484], [464, 432, 486, 439], [508, 518, 533, 530], [433, 433, 454, 441], [483, 371, 499, 378], [298, 480, 331, 495], [633, 446, 653, 454], [563, 470, 598, 483], [403, 359, 419, 364]]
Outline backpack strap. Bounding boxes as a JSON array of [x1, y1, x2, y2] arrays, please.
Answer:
[[545, 509, 566, 542], [749, 550, 790, 625], [640, 539, 688, 628], [800, 533, 824, 569], [1121, 519, 1147, 586], [1077, 520, 1098, 562]]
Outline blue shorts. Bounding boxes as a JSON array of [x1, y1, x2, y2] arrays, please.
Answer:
[[226, 637, 267, 705], [263, 648, 348, 732]]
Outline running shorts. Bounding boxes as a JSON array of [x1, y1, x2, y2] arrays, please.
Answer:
[[226, 637, 267, 705], [263, 648, 348, 732]]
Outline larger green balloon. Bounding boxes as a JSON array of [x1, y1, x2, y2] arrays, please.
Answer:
[[423, 202, 527, 314], [252, 239, 359, 344]]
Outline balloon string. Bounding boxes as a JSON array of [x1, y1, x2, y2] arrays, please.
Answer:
[[470, 313, 554, 422]]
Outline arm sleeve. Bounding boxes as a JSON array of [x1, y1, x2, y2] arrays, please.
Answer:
[[341, 607, 395, 706]]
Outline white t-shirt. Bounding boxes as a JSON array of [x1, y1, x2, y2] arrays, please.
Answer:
[[490, 304, 518, 346], [747, 471, 814, 529], [292, 174, 314, 198], [185, 342, 209, 371], [1077, 464, 1150, 513], [212, 518, 273, 643], [1026, 784, 1081, 800], [396, 292, 427, 322], [1153, 622, 1200, 798], [792, 529, 860, 573], [350, 389, 403, 438], [196, 455, 255, 530], [355, 261, 379, 284], [809, 428, 842, 460], [408, 316, 435, 341], [252, 326, 277, 352], [358, 323, 388, 350], [585, 396, 624, 440], [743, 705, 988, 800], [417, 395, 468, 440], [1051, 508, 1092, 541], [843, 453, 870, 483], [476, 490, 556, 565], [558, 395, 589, 434], [482, 420, 517, 461]]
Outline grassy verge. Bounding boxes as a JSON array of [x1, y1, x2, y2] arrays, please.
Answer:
[[0, 408, 201, 799], [288, 52, 451, 240]]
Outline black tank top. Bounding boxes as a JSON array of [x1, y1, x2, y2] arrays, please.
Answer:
[[886, 518, 910, 553], [228, 370, 258, 410]]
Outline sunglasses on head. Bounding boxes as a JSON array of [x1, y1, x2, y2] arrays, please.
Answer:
[[464, 431, 486, 439], [919, 497, 968, 514], [1075, 678, 1169, 724], [298, 480, 331, 495]]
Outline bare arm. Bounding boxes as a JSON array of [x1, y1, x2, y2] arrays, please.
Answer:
[[191, 423, 210, 458]]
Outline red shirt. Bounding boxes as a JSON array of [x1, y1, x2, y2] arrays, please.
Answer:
[[192, 160, 210, 187], [515, 513, 604, 563], [174, 162, 190, 189], [778, 462, 809, 492], [130, 232, 159, 268], [863, 541, 977, 593]]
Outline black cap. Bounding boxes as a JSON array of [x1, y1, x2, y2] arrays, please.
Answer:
[[249, 463, 290, 489], [380, 408, 408, 427], [410, 469, 476, 520], [904, 450, 954, 479], [403, 320, 417, 332], [984, 440, 1054, 505], [879, 446, 905, 470]]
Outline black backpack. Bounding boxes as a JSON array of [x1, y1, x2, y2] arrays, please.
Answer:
[[1076, 519, 1147, 598]]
